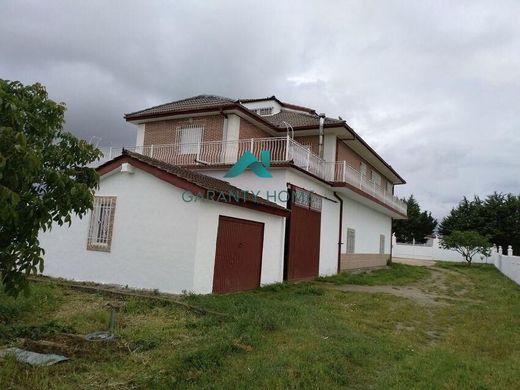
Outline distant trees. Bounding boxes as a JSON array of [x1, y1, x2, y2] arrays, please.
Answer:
[[441, 231, 491, 266], [440, 193, 520, 251], [392, 195, 437, 243]]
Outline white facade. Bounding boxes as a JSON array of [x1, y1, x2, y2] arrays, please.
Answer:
[[200, 165, 392, 274], [340, 195, 392, 255], [40, 165, 285, 294]]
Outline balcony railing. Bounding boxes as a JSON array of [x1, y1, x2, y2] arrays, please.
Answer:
[[98, 136, 407, 214]]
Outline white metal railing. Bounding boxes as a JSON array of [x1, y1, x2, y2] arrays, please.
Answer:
[[329, 161, 407, 214], [95, 136, 407, 214]]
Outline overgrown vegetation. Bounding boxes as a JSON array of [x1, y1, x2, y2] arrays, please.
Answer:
[[1, 264, 520, 389]]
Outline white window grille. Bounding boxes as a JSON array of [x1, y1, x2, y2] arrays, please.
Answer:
[[379, 234, 385, 254], [177, 125, 203, 154], [87, 196, 116, 252], [372, 171, 381, 187], [346, 228, 356, 254]]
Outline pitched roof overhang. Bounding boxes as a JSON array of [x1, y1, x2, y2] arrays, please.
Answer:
[[97, 151, 290, 217]]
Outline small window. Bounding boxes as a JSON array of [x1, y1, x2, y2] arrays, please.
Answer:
[[346, 228, 356, 254], [379, 234, 385, 254], [177, 125, 203, 154], [87, 196, 117, 252], [252, 107, 273, 116], [386, 182, 393, 195], [372, 171, 381, 187]]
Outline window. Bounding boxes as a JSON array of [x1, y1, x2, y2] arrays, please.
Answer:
[[87, 196, 116, 252], [379, 234, 385, 254], [346, 228, 356, 254], [372, 171, 381, 187], [251, 107, 274, 116], [386, 182, 393, 195], [177, 125, 203, 154]]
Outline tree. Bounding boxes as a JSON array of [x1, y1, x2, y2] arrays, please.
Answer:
[[392, 195, 437, 243], [441, 231, 491, 266], [0, 80, 101, 297], [440, 193, 520, 251]]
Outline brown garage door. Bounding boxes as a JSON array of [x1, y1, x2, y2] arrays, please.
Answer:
[[213, 216, 264, 293], [286, 188, 322, 280]]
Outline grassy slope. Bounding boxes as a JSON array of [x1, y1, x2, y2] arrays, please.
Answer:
[[1, 264, 519, 389]]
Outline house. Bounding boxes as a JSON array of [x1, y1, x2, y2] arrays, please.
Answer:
[[40, 95, 407, 294]]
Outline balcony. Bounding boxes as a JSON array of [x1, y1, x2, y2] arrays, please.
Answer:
[[99, 136, 407, 215]]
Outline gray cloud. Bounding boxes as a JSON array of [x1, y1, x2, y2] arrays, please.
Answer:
[[1, 0, 519, 219]]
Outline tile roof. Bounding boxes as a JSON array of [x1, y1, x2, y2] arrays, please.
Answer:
[[262, 110, 344, 129], [125, 95, 235, 119], [117, 150, 289, 213], [126, 95, 345, 129]]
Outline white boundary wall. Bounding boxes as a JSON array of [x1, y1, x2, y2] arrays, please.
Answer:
[[392, 234, 520, 285], [495, 254, 520, 286], [393, 236, 494, 264]]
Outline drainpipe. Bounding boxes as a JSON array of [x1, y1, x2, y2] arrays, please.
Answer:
[[318, 113, 325, 158], [333, 192, 343, 273]]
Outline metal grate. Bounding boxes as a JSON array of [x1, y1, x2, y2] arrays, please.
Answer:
[[87, 196, 117, 252]]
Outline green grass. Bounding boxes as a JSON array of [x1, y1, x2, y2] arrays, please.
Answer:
[[318, 263, 430, 285], [1, 263, 520, 389]]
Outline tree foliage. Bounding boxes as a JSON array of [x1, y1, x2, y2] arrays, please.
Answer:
[[0, 80, 101, 297], [441, 230, 491, 265], [440, 193, 520, 251], [392, 195, 437, 243]]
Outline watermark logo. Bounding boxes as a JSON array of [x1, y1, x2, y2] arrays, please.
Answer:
[[224, 150, 272, 178]]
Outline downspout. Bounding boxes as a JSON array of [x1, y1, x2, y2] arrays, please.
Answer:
[[333, 192, 343, 273], [318, 113, 325, 158]]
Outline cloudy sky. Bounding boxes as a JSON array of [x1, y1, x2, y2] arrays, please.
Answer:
[[1, 0, 519, 219]]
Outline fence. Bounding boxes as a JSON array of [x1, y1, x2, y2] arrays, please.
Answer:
[[392, 234, 520, 285]]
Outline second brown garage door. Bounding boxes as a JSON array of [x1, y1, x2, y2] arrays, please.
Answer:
[[212, 216, 264, 293], [285, 188, 322, 280]]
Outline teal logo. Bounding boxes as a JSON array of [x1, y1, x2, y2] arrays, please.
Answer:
[[224, 150, 272, 178]]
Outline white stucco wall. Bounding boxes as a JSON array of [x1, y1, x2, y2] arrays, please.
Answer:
[[192, 201, 286, 293], [200, 167, 340, 276], [40, 165, 286, 294], [340, 195, 392, 255], [41, 168, 200, 293]]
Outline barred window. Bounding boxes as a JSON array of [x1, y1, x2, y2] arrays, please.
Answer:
[[87, 196, 116, 252], [346, 228, 356, 254], [379, 234, 385, 254], [177, 125, 203, 154]]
